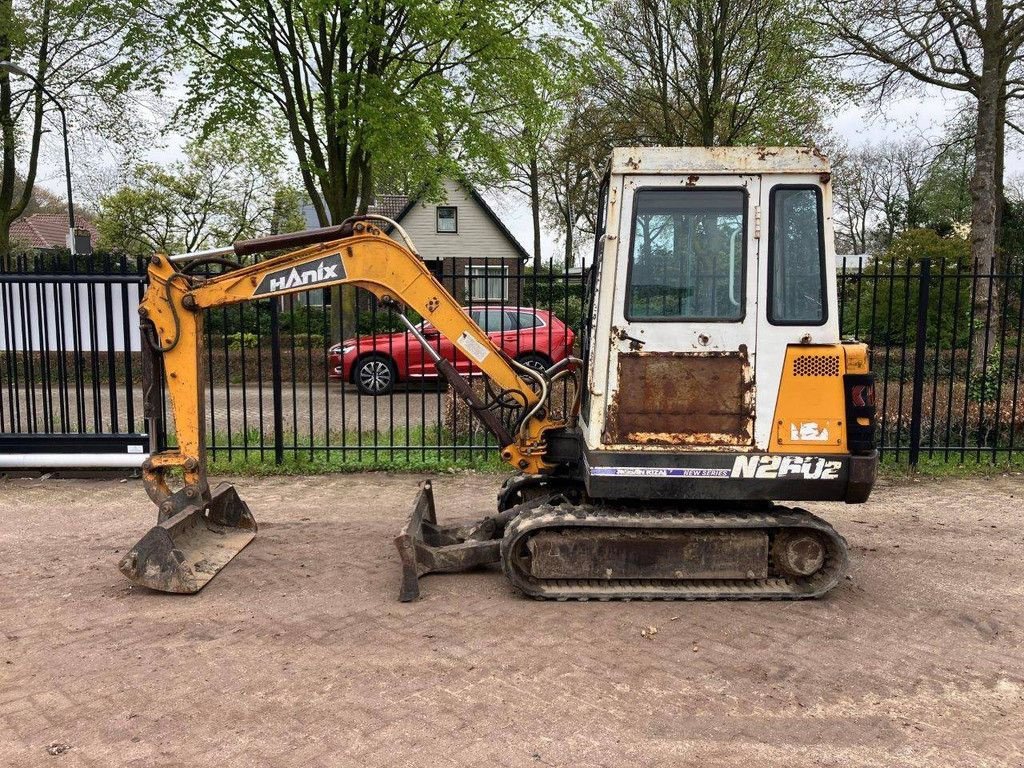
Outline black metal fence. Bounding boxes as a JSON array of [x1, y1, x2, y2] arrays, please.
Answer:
[[176, 256, 585, 467], [0, 253, 149, 459], [838, 258, 1023, 464], [1, 252, 1022, 467]]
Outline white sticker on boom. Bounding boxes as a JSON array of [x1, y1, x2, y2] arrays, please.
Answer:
[[457, 331, 490, 364]]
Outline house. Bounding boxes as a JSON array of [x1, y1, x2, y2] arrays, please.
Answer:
[[10, 213, 96, 254], [300, 178, 529, 305], [382, 179, 529, 303]]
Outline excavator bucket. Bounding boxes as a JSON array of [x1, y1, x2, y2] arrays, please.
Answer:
[[119, 483, 256, 593]]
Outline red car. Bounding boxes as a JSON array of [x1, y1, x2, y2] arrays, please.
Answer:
[[329, 306, 575, 395]]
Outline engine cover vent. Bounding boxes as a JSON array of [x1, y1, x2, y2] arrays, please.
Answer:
[[793, 354, 840, 377]]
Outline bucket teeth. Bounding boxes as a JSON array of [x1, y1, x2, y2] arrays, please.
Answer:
[[120, 483, 256, 594]]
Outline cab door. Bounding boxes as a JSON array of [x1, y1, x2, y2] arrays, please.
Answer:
[[752, 177, 840, 450], [602, 175, 760, 448]]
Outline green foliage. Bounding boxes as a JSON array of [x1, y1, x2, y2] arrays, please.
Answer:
[[520, 267, 586, 331], [884, 228, 973, 266], [288, 333, 325, 349], [968, 347, 1012, 404], [842, 229, 973, 348], [879, 455, 1024, 477], [166, 0, 591, 225], [205, 301, 330, 337], [270, 187, 308, 236], [998, 198, 1024, 272], [226, 332, 260, 351], [917, 127, 974, 233], [96, 136, 296, 256], [356, 310, 407, 336], [196, 425, 507, 474], [1, 0, 162, 265]]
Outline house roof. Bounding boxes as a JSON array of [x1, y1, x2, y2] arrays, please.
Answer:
[[388, 180, 530, 263], [300, 181, 529, 263], [367, 194, 410, 220], [10, 213, 97, 250]]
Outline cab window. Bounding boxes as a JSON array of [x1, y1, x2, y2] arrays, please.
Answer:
[[626, 188, 745, 322], [768, 186, 826, 325]]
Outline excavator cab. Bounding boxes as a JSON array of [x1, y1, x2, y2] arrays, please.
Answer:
[[578, 148, 876, 502], [119, 147, 876, 602]]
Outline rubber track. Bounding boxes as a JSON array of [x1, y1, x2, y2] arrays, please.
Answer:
[[499, 502, 849, 601]]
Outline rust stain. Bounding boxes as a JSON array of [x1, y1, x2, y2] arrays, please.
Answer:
[[819, 171, 832, 185], [606, 350, 754, 447], [685, 174, 700, 187]]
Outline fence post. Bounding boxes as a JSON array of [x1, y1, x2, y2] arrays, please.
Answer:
[[908, 258, 931, 466], [269, 299, 284, 465]]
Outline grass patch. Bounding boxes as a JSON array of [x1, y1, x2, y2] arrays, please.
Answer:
[[176, 426, 1024, 479], [208, 448, 504, 476], [879, 452, 1024, 479], [180, 424, 507, 476]]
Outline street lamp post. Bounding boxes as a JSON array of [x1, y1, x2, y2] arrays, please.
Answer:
[[0, 61, 88, 255]]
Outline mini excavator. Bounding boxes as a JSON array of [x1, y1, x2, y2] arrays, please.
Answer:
[[120, 147, 877, 601]]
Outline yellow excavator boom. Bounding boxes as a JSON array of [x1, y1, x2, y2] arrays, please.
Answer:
[[122, 218, 574, 593]]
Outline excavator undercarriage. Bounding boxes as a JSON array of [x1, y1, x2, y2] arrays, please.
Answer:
[[395, 463, 850, 602]]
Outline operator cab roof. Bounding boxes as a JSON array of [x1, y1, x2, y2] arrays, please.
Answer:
[[609, 146, 830, 175]]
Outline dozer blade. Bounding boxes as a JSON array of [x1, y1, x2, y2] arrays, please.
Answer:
[[119, 483, 257, 593], [394, 480, 509, 602]]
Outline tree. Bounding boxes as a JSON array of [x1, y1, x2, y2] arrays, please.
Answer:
[[96, 139, 292, 256], [918, 127, 975, 234], [820, 0, 1024, 366], [0, 0, 159, 267], [497, 83, 565, 269], [592, 0, 834, 147], [540, 0, 836, 263], [832, 144, 881, 255], [541, 94, 609, 266], [165, 0, 585, 228], [831, 137, 940, 254], [164, 0, 585, 340], [494, 47, 592, 269]]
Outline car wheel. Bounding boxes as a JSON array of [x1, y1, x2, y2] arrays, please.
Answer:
[[515, 352, 551, 375], [353, 355, 397, 396]]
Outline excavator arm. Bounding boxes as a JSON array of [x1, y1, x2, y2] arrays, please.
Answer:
[[122, 219, 576, 595]]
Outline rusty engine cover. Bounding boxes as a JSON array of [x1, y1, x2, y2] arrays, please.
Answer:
[[606, 350, 754, 446]]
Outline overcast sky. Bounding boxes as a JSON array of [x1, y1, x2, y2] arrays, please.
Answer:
[[34, 85, 1022, 263]]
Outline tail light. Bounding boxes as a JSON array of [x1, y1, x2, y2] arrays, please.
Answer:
[[843, 374, 876, 454]]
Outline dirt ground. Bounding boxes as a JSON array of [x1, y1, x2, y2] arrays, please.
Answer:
[[1, 472, 1022, 767]]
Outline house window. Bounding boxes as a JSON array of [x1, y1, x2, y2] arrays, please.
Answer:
[[288, 288, 327, 308], [436, 206, 458, 233], [468, 265, 509, 301]]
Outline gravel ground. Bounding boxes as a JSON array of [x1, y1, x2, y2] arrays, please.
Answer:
[[1, 472, 1022, 767]]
